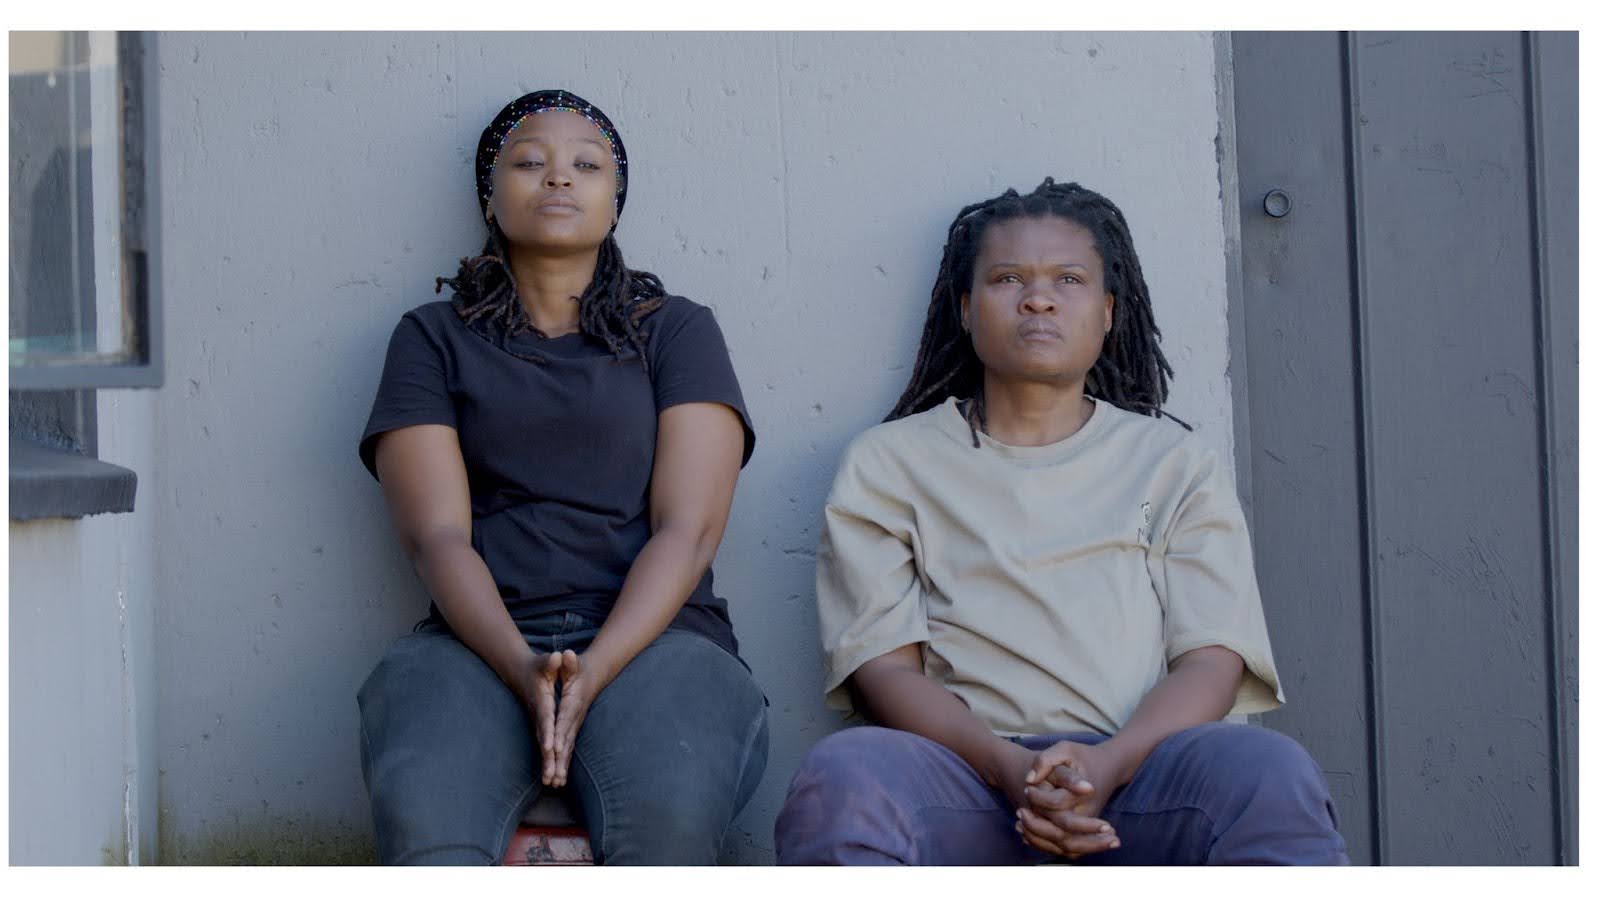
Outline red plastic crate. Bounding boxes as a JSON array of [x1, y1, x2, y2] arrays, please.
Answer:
[[502, 824, 594, 865]]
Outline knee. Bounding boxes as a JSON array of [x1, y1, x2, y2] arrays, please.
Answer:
[[775, 728, 912, 863], [1187, 724, 1336, 829], [390, 843, 499, 866], [590, 740, 764, 865], [1188, 725, 1347, 864], [597, 791, 733, 865], [1226, 726, 1329, 797], [368, 787, 517, 866], [785, 727, 897, 803]]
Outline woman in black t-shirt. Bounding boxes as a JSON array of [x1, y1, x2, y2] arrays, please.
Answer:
[[356, 89, 768, 865]]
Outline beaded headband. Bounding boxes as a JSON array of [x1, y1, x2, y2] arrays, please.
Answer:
[[475, 89, 628, 229]]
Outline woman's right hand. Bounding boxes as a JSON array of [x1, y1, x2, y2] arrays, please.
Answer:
[[517, 650, 578, 785], [994, 739, 1120, 860]]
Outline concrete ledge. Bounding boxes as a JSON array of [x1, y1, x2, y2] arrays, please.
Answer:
[[9, 437, 137, 521]]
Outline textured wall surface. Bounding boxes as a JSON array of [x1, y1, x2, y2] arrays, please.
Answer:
[[137, 31, 1234, 863]]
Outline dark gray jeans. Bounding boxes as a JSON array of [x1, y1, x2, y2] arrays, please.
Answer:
[[775, 722, 1348, 865], [358, 612, 769, 865]]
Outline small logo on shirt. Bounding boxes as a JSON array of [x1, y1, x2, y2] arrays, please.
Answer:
[[1136, 502, 1152, 543]]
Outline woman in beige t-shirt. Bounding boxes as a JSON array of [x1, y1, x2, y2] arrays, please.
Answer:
[[774, 178, 1347, 865]]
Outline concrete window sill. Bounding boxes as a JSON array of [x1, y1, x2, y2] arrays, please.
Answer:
[[9, 437, 137, 521]]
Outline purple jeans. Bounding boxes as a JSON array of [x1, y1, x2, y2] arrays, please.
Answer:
[[774, 722, 1348, 865]]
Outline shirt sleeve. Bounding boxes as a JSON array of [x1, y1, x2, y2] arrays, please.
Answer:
[[1150, 445, 1286, 716], [815, 437, 930, 715], [648, 301, 756, 467], [357, 312, 457, 481]]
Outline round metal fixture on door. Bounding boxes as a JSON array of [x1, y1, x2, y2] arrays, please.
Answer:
[[1263, 189, 1292, 218]]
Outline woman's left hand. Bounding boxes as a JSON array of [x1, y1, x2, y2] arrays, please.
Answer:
[[1027, 740, 1125, 818], [1017, 741, 1129, 859], [547, 650, 608, 788]]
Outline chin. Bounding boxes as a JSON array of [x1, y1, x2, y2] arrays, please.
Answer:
[[1009, 352, 1074, 377], [508, 228, 607, 254], [990, 358, 1088, 386]]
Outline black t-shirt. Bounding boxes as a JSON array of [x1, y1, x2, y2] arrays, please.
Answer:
[[359, 295, 756, 655]]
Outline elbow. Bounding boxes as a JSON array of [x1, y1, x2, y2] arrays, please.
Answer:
[[692, 521, 727, 570], [1173, 645, 1246, 700], [656, 517, 726, 574], [404, 526, 472, 568]]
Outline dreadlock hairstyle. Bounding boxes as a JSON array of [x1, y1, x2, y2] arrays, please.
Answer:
[[885, 177, 1190, 446], [435, 88, 665, 365], [434, 227, 665, 365]]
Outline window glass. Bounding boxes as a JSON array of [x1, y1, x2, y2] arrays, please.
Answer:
[[9, 30, 152, 379]]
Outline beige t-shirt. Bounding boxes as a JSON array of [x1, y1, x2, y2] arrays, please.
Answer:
[[816, 396, 1284, 737]]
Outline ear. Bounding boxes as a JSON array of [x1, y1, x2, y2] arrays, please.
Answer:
[[959, 292, 972, 332], [1103, 291, 1115, 334]]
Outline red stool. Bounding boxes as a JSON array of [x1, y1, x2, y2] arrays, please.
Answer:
[[501, 790, 593, 865]]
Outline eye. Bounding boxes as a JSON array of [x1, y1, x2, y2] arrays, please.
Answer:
[[575, 160, 601, 171], [996, 273, 1022, 284], [1060, 273, 1082, 284], [513, 159, 543, 170]]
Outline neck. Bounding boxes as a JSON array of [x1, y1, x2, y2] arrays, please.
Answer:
[[505, 244, 601, 337], [978, 372, 1094, 447]]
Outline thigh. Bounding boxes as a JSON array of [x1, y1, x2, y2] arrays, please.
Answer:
[[1074, 722, 1335, 865], [567, 628, 769, 863], [781, 726, 1047, 865], [357, 627, 540, 864]]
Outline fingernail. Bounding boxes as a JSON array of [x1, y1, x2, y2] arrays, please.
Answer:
[[1099, 824, 1111, 833], [1110, 840, 1120, 849]]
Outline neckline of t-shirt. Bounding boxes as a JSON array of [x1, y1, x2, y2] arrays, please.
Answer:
[[935, 394, 1116, 463], [455, 310, 629, 362], [506, 329, 590, 352]]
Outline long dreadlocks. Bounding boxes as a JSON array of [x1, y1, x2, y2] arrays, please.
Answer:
[[434, 225, 665, 365], [885, 177, 1189, 446]]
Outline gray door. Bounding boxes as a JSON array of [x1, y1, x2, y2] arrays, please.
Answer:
[[1229, 32, 1576, 865]]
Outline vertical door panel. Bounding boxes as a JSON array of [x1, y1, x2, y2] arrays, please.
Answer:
[[1231, 30, 1374, 865]]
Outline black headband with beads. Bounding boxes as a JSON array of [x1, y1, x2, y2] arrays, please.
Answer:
[[475, 89, 628, 229]]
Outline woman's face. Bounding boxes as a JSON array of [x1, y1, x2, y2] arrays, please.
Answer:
[[960, 215, 1114, 387], [487, 109, 618, 254]]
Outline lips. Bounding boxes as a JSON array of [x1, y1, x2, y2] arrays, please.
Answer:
[[1017, 322, 1062, 341], [537, 195, 581, 212]]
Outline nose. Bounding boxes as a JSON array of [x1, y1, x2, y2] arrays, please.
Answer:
[[544, 166, 573, 189], [1020, 290, 1057, 314]]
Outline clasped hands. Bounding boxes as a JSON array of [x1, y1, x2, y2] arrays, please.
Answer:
[[518, 650, 604, 788], [1007, 739, 1127, 861]]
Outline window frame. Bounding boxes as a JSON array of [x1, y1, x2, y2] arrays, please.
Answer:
[[10, 31, 159, 520]]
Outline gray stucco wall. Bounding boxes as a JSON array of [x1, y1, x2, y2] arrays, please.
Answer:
[[13, 31, 1235, 864], [9, 389, 159, 864]]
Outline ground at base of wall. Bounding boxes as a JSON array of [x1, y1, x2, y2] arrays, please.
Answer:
[[156, 818, 377, 865]]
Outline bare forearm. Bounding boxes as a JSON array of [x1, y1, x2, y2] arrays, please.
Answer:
[[581, 527, 713, 690], [855, 665, 1025, 790], [1100, 647, 1243, 788], [413, 538, 534, 692]]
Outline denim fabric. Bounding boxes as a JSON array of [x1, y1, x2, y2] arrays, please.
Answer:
[[774, 722, 1347, 865], [358, 612, 769, 865]]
